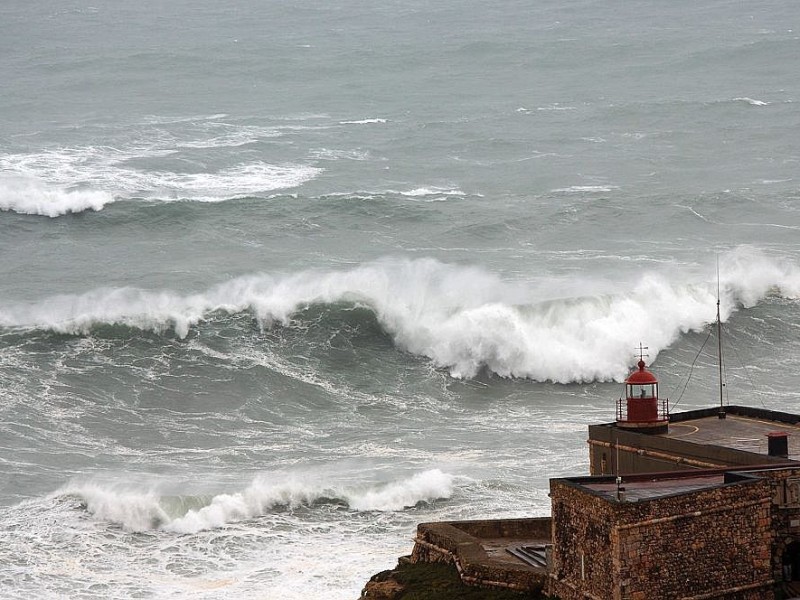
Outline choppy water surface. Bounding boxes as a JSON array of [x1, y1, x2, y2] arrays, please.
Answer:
[[2, 1, 800, 598]]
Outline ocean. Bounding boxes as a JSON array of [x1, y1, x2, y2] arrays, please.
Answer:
[[1, 0, 800, 598]]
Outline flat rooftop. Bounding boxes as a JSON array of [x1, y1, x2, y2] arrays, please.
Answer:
[[581, 473, 726, 502], [661, 408, 800, 460]]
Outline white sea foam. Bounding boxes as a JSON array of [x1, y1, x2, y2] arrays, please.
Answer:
[[323, 187, 469, 201], [345, 470, 455, 512], [140, 113, 230, 125], [308, 148, 371, 161], [759, 179, 793, 184], [0, 174, 115, 217], [57, 470, 455, 533], [2, 248, 798, 382], [734, 97, 769, 106], [59, 482, 170, 532], [175, 125, 281, 149], [0, 146, 321, 210], [1, 487, 418, 600], [0, 117, 322, 213], [399, 187, 466, 197], [536, 104, 576, 111], [551, 185, 619, 193], [127, 162, 323, 202], [339, 118, 387, 125]]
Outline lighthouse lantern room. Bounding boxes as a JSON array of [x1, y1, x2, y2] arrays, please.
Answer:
[[616, 347, 669, 434]]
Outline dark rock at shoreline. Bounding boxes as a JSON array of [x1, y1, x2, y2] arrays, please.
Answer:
[[360, 567, 407, 600], [360, 558, 550, 600]]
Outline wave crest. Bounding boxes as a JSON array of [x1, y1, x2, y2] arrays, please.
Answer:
[[733, 97, 769, 106], [2, 248, 798, 382], [0, 174, 115, 217], [0, 130, 322, 212], [58, 469, 456, 533]]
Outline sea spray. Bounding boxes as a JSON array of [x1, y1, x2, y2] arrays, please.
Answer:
[[59, 482, 170, 532], [2, 249, 798, 383], [57, 470, 457, 534], [345, 469, 455, 512], [0, 174, 115, 217]]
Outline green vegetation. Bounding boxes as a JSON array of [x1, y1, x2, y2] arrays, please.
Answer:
[[387, 561, 550, 600]]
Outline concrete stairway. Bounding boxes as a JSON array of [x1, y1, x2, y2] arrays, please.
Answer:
[[507, 545, 548, 569], [783, 580, 800, 599]]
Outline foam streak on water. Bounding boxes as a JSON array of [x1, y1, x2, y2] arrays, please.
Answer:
[[2, 1, 800, 598], [0, 118, 324, 214]]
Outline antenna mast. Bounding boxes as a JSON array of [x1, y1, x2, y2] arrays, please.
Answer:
[[716, 258, 726, 419]]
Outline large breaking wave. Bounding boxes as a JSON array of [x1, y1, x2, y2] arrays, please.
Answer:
[[1, 248, 798, 382], [57, 469, 456, 533]]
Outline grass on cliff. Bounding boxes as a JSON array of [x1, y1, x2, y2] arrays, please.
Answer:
[[390, 561, 550, 600]]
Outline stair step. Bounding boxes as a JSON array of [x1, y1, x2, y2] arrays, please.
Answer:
[[507, 545, 548, 569], [783, 580, 800, 598]]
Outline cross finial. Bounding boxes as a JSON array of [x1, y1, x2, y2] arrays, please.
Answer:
[[636, 342, 649, 362]]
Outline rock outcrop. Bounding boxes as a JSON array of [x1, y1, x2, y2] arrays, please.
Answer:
[[360, 566, 406, 600], [360, 557, 548, 600]]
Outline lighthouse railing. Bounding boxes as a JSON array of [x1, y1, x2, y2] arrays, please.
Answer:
[[616, 396, 669, 423]]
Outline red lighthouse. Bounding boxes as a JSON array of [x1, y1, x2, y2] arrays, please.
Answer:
[[616, 349, 669, 434]]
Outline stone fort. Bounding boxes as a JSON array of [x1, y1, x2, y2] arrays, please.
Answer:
[[404, 359, 800, 600]]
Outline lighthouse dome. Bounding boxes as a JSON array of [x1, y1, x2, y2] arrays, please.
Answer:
[[626, 359, 658, 385]]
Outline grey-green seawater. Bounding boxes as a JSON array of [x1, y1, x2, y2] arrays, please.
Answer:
[[1, 1, 800, 598]]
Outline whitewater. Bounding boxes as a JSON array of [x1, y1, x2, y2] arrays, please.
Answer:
[[2, 250, 799, 381], [2, 0, 800, 598]]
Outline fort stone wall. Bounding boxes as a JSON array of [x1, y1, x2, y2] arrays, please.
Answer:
[[549, 476, 774, 600], [747, 467, 800, 584], [549, 480, 617, 599]]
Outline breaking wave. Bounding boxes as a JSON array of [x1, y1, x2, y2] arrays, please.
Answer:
[[0, 158, 321, 212], [733, 97, 769, 106], [1, 248, 798, 382], [57, 469, 455, 533], [0, 174, 116, 217], [0, 116, 323, 214]]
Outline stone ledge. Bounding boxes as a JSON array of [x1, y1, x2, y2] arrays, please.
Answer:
[[360, 558, 551, 600], [411, 518, 551, 594]]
